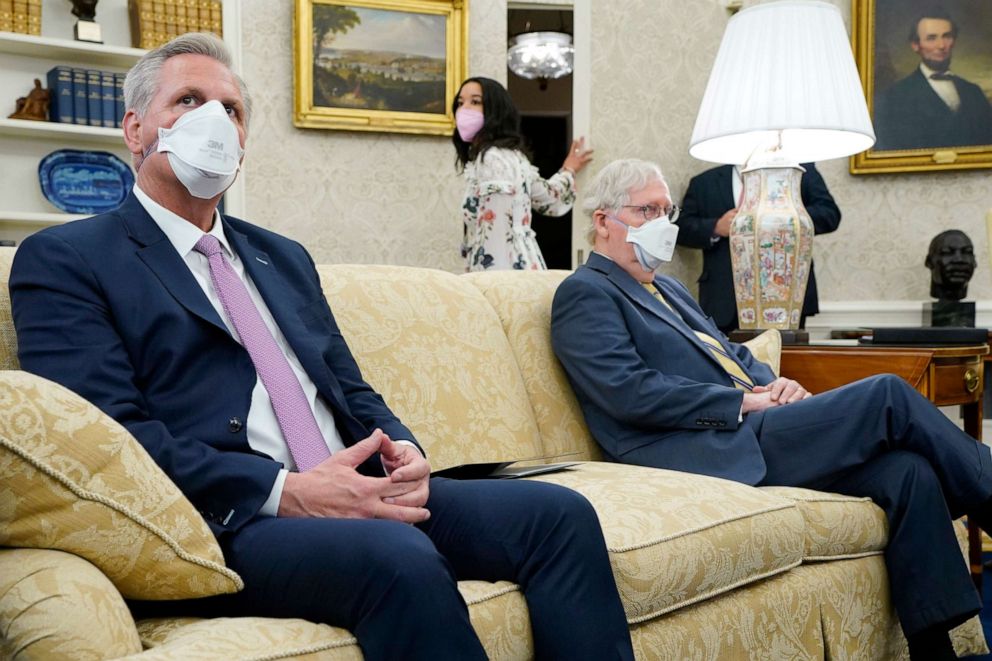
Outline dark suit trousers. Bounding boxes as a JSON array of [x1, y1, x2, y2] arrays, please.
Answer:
[[132, 477, 633, 661], [753, 374, 992, 635]]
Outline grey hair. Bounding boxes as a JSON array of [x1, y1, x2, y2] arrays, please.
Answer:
[[123, 32, 252, 129], [582, 159, 667, 244]]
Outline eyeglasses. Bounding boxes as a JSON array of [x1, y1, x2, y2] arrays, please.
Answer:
[[620, 204, 680, 223]]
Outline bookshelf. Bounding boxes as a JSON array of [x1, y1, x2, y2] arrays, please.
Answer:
[[0, 0, 243, 243]]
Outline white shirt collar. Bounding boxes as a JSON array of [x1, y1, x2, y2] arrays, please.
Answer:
[[919, 62, 952, 79], [132, 184, 233, 259]]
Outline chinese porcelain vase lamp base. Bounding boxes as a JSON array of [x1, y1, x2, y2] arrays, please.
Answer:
[[730, 159, 813, 330]]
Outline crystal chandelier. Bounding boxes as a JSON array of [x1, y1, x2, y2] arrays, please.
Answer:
[[507, 31, 574, 84]]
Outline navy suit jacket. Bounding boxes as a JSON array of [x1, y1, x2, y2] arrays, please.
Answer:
[[550, 252, 777, 484], [874, 69, 992, 151], [676, 163, 841, 332], [9, 194, 417, 537]]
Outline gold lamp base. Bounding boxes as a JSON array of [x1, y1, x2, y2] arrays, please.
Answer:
[[729, 159, 813, 331]]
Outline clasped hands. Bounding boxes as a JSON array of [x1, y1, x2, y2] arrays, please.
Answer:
[[741, 377, 812, 414], [279, 429, 431, 523]]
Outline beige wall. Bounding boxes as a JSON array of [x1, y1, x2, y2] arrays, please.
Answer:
[[239, 0, 992, 302]]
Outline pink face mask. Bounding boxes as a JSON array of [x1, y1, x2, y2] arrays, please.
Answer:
[[455, 107, 485, 142]]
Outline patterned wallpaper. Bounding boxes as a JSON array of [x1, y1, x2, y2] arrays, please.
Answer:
[[237, 0, 506, 273], [237, 0, 992, 302]]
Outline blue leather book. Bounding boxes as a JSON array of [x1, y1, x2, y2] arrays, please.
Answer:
[[46, 65, 73, 124], [100, 70, 115, 128], [113, 72, 125, 127], [72, 68, 87, 126], [86, 69, 102, 128]]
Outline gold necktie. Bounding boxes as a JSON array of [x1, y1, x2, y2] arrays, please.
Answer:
[[643, 283, 754, 391]]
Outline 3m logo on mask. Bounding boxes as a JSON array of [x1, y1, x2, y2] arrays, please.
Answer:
[[207, 139, 224, 150]]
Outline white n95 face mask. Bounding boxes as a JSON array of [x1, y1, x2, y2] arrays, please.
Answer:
[[609, 215, 680, 272], [156, 100, 244, 199]]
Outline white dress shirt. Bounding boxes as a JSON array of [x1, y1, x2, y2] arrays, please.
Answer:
[[134, 186, 345, 516], [920, 62, 961, 112]]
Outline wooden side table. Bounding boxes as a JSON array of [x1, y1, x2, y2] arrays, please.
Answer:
[[780, 343, 988, 589]]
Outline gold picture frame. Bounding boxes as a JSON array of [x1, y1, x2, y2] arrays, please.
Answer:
[[293, 0, 467, 135], [850, 0, 992, 174]]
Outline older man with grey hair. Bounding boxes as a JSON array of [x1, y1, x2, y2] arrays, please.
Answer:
[[10, 32, 634, 661], [552, 157, 992, 661]]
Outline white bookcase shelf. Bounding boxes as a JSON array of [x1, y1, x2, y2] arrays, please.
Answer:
[[0, 211, 84, 225], [0, 31, 145, 67], [0, 117, 124, 144]]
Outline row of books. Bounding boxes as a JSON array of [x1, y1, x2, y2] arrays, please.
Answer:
[[47, 66, 126, 130], [0, 0, 41, 35], [129, 0, 223, 50]]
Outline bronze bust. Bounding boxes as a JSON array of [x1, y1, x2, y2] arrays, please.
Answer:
[[925, 230, 976, 301], [69, 0, 99, 22]]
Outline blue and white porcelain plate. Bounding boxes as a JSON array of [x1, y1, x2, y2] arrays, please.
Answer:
[[38, 149, 134, 214]]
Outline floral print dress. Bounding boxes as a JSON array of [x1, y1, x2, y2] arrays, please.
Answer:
[[461, 147, 576, 271]]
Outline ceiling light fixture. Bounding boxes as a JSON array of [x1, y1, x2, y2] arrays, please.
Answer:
[[507, 31, 574, 89]]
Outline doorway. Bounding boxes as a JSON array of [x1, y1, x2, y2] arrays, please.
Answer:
[[507, 7, 574, 270]]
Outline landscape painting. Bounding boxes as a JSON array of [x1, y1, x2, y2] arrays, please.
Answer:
[[294, 0, 467, 135]]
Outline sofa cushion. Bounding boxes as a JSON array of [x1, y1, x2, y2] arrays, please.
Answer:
[[0, 370, 242, 600], [0, 246, 18, 370], [464, 270, 601, 463], [317, 264, 544, 471], [530, 462, 805, 622], [0, 548, 143, 660], [762, 486, 888, 560], [131, 581, 531, 660]]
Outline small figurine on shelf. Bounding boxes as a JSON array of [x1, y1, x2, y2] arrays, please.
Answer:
[[70, 0, 102, 43], [8, 79, 51, 122]]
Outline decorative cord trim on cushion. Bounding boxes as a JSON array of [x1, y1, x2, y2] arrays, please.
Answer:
[[626, 558, 803, 624], [462, 583, 521, 606], [609, 502, 796, 553], [804, 550, 885, 563], [0, 435, 243, 590], [769, 492, 873, 503], [229, 639, 359, 661]]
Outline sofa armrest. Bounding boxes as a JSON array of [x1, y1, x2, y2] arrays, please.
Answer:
[[0, 548, 142, 660]]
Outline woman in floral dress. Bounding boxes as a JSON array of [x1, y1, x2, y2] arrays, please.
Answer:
[[452, 77, 593, 271]]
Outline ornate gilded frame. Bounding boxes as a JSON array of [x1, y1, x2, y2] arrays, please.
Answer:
[[850, 0, 992, 174], [293, 0, 467, 135]]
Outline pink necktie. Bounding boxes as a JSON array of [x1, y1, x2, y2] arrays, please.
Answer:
[[194, 234, 330, 471]]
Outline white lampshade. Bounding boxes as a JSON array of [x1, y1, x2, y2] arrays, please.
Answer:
[[689, 0, 875, 165]]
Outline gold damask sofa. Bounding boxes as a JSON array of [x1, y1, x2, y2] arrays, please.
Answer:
[[0, 248, 986, 660]]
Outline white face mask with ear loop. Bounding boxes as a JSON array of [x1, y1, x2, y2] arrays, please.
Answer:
[[607, 214, 680, 272], [150, 100, 245, 199]]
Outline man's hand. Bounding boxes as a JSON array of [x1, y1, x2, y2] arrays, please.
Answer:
[[278, 429, 431, 523], [379, 437, 431, 509], [742, 378, 811, 413], [753, 377, 811, 404], [713, 208, 737, 238]]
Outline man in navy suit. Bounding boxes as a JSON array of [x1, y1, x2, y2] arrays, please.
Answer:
[[874, 9, 992, 151], [676, 163, 840, 333], [9, 33, 634, 661], [551, 158, 992, 661]]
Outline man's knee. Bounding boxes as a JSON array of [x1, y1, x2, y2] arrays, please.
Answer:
[[870, 451, 943, 507]]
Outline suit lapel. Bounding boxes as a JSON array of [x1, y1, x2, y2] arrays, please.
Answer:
[[224, 223, 350, 415], [123, 195, 229, 334], [587, 254, 724, 368]]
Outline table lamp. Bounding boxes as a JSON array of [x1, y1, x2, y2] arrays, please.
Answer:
[[689, 0, 875, 331]]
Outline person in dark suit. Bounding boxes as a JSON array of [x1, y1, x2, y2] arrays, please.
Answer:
[[551, 158, 992, 661], [8, 33, 634, 661], [874, 9, 992, 151], [676, 163, 840, 333]]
